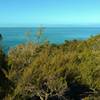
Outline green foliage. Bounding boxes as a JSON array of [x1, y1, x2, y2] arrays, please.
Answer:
[[0, 49, 14, 100], [2, 34, 100, 100]]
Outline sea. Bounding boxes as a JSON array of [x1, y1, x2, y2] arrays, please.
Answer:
[[0, 27, 100, 53]]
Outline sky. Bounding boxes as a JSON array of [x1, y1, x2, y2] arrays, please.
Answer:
[[0, 0, 100, 27]]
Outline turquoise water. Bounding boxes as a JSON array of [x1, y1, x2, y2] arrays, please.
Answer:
[[0, 27, 100, 52]]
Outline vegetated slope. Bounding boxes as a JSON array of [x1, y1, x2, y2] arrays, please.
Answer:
[[2, 35, 100, 100]]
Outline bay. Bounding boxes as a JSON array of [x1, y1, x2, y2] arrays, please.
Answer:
[[0, 27, 100, 52]]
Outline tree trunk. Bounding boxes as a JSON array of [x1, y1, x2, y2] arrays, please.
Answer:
[[37, 92, 44, 100], [45, 93, 49, 100], [40, 96, 44, 100]]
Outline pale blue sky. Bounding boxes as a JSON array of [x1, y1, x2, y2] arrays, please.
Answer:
[[0, 0, 100, 27]]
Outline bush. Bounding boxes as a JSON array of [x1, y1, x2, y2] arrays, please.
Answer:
[[4, 35, 100, 100]]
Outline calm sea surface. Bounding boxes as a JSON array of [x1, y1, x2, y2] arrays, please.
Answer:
[[0, 27, 100, 52]]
